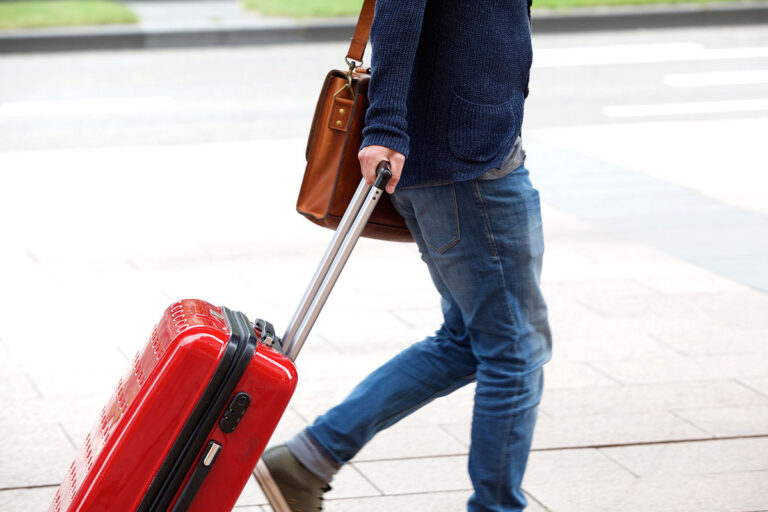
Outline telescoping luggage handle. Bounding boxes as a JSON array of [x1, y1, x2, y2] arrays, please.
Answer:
[[282, 162, 392, 360]]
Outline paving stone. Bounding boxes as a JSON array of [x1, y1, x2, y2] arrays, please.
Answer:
[[394, 387, 476, 428], [354, 455, 472, 495], [0, 486, 58, 511], [672, 405, 768, 438], [600, 438, 768, 477], [324, 490, 471, 512], [592, 352, 768, 385], [235, 474, 268, 507], [540, 380, 768, 418], [325, 464, 383, 500], [548, 314, 653, 347], [543, 278, 660, 301], [655, 328, 768, 356], [314, 310, 418, 353], [536, 411, 711, 448], [544, 360, 621, 389], [355, 424, 468, 462], [443, 408, 711, 451], [630, 310, 742, 346], [0, 338, 14, 368], [687, 291, 768, 330], [639, 273, 754, 294], [294, 351, 403, 383], [0, 394, 105, 431], [552, 334, 679, 363], [387, 305, 444, 330], [525, 464, 768, 512], [740, 378, 768, 397], [287, 377, 376, 423], [607, 471, 768, 512], [614, 471, 768, 512], [0, 423, 75, 488], [522, 447, 642, 512], [0, 374, 39, 400], [439, 423, 471, 447], [19, 344, 130, 399], [540, 202, 604, 239], [524, 495, 551, 512], [576, 292, 767, 333]]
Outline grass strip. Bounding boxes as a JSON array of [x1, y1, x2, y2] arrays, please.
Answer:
[[242, 0, 364, 18], [0, 0, 138, 30]]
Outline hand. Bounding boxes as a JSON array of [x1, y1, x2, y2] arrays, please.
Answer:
[[358, 145, 405, 194]]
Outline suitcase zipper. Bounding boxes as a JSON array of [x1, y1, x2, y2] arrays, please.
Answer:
[[169, 441, 223, 512]]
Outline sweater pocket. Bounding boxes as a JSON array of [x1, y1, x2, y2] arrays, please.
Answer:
[[448, 91, 519, 163]]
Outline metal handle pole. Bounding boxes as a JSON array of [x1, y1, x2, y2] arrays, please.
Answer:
[[281, 180, 371, 351], [284, 166, 392, 360]]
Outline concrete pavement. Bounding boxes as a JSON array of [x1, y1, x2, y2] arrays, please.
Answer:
[[1, 25, 768, 511]]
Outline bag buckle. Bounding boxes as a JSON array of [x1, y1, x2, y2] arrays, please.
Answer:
[[334, 57, 363, 99]]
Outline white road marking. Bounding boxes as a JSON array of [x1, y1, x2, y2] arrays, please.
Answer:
[[534, 43, 768, 68], [664, 70, 768, 87], [0, 96, 309, 118], [603, 99, 768, 118], [0, 96, 177, 116]]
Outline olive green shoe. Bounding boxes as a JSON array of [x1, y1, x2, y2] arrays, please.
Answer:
[[254, 445, 331, 512]]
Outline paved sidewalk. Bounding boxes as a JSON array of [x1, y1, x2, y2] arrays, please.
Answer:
[[0, 130, 767, 510]]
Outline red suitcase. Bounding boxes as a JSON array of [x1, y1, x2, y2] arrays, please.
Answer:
[[49, 167, 393, 512]]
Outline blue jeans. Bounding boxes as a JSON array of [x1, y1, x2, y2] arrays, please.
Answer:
[[294, 166, 552, 512]]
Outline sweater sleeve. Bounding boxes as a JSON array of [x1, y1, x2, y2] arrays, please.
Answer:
[[360, 0, 428, 158]]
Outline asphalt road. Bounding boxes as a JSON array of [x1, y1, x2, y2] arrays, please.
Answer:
[[0, 24, 766, 151]]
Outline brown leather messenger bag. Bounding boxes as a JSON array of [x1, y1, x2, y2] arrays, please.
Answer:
[[295, 0, 413, 243]]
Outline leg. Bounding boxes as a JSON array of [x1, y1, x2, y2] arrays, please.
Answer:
[[405, 167, 551, 511], [289, 184, 480, 476]]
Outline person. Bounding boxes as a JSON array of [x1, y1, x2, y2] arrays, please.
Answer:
[[255, 1, 552, 510]]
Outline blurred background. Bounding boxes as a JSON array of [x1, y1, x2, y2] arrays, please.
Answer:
[[1, 0, 767, 510]]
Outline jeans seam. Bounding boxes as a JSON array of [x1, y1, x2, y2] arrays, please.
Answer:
[[471, 180, 523, 354], [494, 380, 521, 505], [471, 180, 498, 259]]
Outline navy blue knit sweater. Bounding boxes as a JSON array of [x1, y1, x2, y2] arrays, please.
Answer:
[[360, 0, 533, 188]]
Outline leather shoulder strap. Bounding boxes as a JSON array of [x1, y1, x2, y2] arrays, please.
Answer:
[[347, 0, 375, 63]]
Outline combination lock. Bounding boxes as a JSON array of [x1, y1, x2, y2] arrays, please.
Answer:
[[219, 392, 251, 434]]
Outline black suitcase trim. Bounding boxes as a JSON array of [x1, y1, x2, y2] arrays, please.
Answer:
[[137, 307, 259, 512]]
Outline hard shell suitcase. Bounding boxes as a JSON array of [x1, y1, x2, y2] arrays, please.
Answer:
[[49, 167, 394, 512]]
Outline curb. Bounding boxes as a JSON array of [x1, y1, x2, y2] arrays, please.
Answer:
[[1, 2, 767, 54], [530, 2, 768, 32], [0, 20, 356, 53]]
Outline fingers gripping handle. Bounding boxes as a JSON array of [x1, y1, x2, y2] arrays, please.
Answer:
[[282, 161, 392, 360]]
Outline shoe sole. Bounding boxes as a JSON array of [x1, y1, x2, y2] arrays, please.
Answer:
[[254, 459, 293, 512]]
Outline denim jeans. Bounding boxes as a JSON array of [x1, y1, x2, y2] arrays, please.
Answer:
[[293, 165, 552, 512]]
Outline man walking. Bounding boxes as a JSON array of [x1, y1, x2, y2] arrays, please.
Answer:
[[255, 0, 552, 510]]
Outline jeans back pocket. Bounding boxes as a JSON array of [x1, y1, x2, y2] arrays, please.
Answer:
[[398, 183, 461, 254]]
